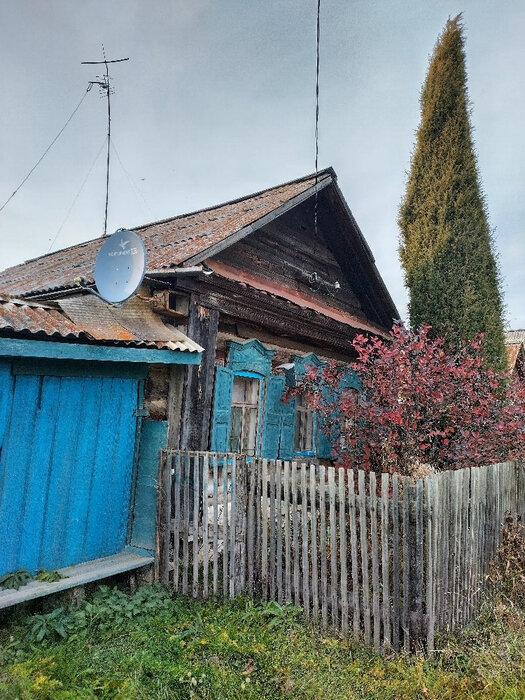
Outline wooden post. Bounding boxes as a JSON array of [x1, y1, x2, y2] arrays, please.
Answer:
[[155, 450, 171, 585], [166, 365, 185, 449], [179, 300, 219, 450], [233, 455, 247, 595]]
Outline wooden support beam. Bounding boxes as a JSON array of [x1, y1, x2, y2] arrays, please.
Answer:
[[179, 299, 219, 450]]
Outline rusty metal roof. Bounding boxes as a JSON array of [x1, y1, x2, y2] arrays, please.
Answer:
[[0, 294, 202, 353], [0, 171, 330, 297], [0, 295, 85, 339], [505, 330, 525, 344], [58, 295, 203, 352]]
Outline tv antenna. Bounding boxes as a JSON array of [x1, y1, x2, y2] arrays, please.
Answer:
[[81, 50, 129, 237]]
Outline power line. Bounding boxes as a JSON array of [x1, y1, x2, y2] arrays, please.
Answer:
[[0, 86, 92, 214], [110, 137, 154, 219], [314, 0, 321, 239], [47, 137, 107, 253]]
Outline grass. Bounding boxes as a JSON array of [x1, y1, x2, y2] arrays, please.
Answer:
[[0, 581, 523, 700]]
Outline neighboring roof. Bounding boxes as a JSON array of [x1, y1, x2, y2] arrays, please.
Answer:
[[505, 330, 525, 375], [0, 294, 202, 353], [0, 170, 333, 298], [505, 330, 525, 344]]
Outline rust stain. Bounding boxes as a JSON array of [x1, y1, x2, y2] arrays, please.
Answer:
[[0, 173, 327, 297]]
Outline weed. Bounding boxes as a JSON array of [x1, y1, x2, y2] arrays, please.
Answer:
[[0, 585, 523, 699], [25, 606, 69, 642], [0, 569, 33, 590], [35, 569, 65, 583]]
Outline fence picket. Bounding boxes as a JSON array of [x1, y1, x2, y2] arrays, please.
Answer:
[[328, 468, 338, 629], [222, 455, 229, 597], [301, 464, 310, 618], [180, 453, 190, 594], [192, 454, 201, 598], [156, 453, 522, 651], [284, 461, 291, 603], [369, 472, 380, 650], [415, 479, 424, 641], [381, 472, 391, 651], [391, 473, 400, 651], [460, 468, 470, 626], [173, 452, 182, 592], [358, 469, 371, 645], [247, 460, 256, 594], [292, 462, 301, 607], [269, 461, 276, 600], [402, 476, 410, 652], [310, 463, 319, 619], [261, 459, 268, 599], [426, 475, 435, 652], [276, 461, 283, 604], [202, 453, 209, 598], [348, 472, 360, 642], [339, 468, 348, 635], [320, 464, 328, 629]]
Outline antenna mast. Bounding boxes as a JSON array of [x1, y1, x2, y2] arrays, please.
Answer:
[[82, 51, 129, 236]]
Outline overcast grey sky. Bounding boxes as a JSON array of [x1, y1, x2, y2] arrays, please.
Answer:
[[1, 1, 523, 328]]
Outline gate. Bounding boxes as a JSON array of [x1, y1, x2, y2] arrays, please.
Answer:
[[0, 359, 142, 575]]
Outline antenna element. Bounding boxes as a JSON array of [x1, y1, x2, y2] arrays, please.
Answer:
[[81, 52, 129, 236]]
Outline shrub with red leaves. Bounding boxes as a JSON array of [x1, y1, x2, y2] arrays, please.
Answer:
[[293, 323, 525, 474]]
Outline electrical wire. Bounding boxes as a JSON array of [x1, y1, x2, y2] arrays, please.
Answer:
[[0, 85, 92, 214], [314, 0, 321, 238], [110, 138, 154, 219], [46, 136, 107, 253]]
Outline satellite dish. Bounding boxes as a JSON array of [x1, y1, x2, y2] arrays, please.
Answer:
[[94, 230, 146, 304]]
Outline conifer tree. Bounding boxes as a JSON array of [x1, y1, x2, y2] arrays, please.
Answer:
[[399, 15, 506, 368]]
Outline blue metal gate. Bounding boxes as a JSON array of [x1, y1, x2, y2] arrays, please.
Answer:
[[0, 359, 141, 575]]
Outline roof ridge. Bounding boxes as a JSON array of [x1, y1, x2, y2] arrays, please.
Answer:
[[132, 167, 335, 232], [4, 168, 335, 272]]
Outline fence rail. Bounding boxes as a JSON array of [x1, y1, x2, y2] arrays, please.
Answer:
[[155, 452, 524, 652]]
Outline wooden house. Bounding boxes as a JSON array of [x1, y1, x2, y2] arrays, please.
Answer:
[[505, 330, 525, 379], [0, 168, 398, 468], [0, 294, 201, 607]]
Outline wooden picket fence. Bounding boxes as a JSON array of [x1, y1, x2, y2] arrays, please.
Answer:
[[155, 452, 524, 652]]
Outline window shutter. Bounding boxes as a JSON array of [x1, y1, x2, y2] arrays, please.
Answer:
[[279, 396, 295, 460], [210, 365, 234, 452], [317, 383, 336, 459], [261, 375, 286, 459]]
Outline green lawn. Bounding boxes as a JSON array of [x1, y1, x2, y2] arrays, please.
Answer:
[[0, 582, 523, 700]]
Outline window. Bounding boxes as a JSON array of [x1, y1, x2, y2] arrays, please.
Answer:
[[229, 375, 260, 455], [294, 394, 315, 454]]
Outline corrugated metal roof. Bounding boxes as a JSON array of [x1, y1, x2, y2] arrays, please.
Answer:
[[0, 295, 85, 339], [0, 171, 329, 297], [505, 330, 525, 344], [0, 293, 202, 353], [58, 295, 203, 352]]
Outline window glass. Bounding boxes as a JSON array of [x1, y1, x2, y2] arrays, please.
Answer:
[[294, 395, 315, 453], [229, 375, 260, 455]]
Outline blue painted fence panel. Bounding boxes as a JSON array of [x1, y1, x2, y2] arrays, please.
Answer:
[[0, 364, 140, 576]]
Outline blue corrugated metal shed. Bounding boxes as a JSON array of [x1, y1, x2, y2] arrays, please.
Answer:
[[0, 294, 201, 602]]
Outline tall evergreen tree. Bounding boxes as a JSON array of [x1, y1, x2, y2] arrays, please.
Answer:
[[399, 15, 506, 368]]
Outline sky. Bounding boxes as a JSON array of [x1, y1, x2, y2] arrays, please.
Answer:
[[0, 0, 523, 329]]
